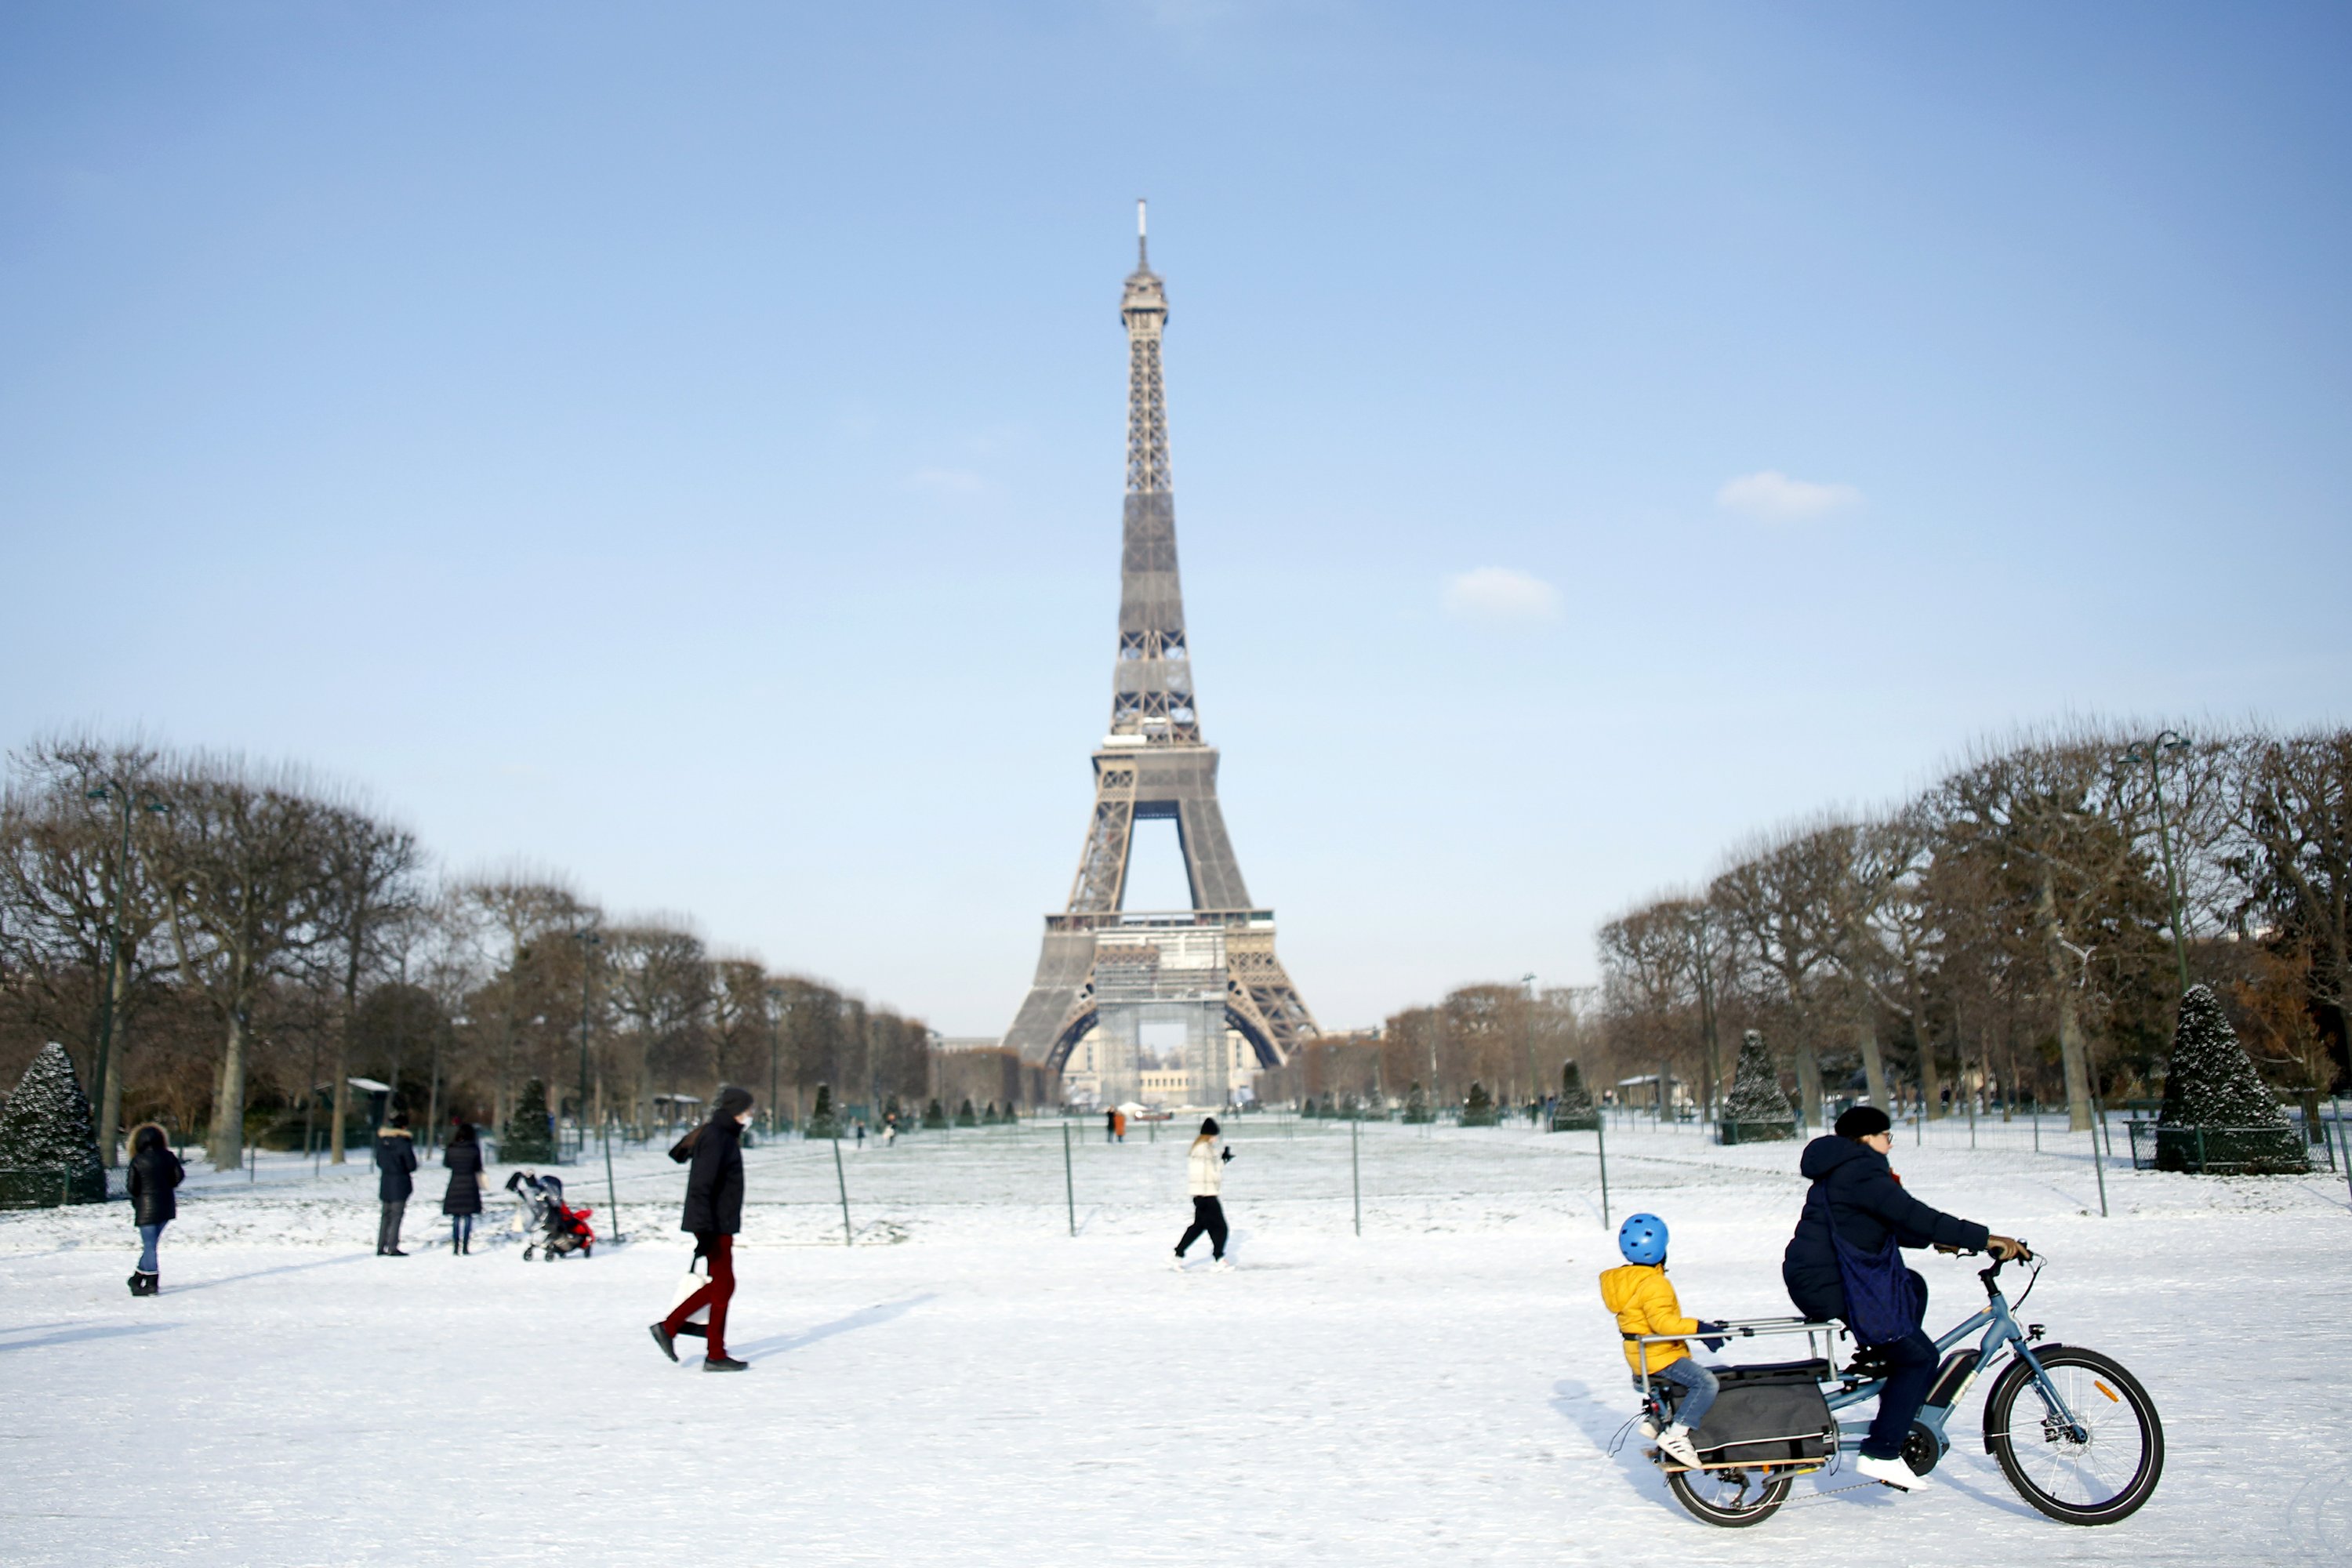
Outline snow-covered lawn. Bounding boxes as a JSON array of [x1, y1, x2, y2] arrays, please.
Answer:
[[4, 1118, 2348, 1566]]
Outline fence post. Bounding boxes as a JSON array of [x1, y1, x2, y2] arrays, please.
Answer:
[[2033, 1100, 2040, 1155], [1350, 1116, 1362, 1238], [1595, 1113, 1611, 1230], [2194, 1125, 2207, 1175], [1062, 1122, 1076, 1238], [2090, 1109, 2110, 1217], [2334, 1098, 2352, 1207], [831, 1134, 853, 1247]]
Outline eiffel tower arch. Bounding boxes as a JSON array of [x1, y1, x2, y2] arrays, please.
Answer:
[[1003, 205, 1317, 1105]]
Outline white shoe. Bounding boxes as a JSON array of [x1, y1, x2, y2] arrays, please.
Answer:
[[1855, 1453, 1928, 1491], [1656, 1425, 1700, 1467], [1209, 1258, 1233, 1272], [1170, 1253, 1189, 1272]]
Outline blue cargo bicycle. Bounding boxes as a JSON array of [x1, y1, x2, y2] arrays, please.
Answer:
[[1633, 1243, 2163, 1527]]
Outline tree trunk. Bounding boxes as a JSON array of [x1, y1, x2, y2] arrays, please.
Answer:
[[2038, 869, 2095, 1131], [209, 1007, 248, 1171], [1919, 1025, 1944, 1120], [1794, 1041, 1822, 1131], [1857, 1016, 1889, 1110]]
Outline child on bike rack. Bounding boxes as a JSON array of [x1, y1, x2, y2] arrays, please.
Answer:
[[1600, 1213, 1728, 1468]]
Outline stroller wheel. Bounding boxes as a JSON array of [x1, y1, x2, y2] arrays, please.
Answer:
[[581, 1244, 593, 1258], [522, 1246, 535, 1261]]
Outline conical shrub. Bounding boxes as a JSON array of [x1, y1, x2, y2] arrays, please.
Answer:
[[1551, 1059, 1599, 1131], [0, 1043, 107, 1207], [1721, 1031, 1796, 1145], [500, 1078, 556, 1163], [2156, 985, 2307, 1173], [807, 1083, 840, 1139], [1462, 1080, 1497, 1127]]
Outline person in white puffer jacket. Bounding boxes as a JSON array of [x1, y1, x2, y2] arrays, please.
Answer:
[[1172, 1116, 1234, 1271]]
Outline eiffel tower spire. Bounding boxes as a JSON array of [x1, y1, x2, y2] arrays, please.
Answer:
[[1000, 209, 1318, 1101]]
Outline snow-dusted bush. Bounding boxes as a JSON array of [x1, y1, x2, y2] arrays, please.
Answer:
[[501, 1079, 556, 1163], [2156, 985, 2307, 1174], [1550, 1060, 1599, 1132], [1461, 1080, 1497, 1127], [1720, 1032, 1796, 1145], [0, 1042, 107, 1207]]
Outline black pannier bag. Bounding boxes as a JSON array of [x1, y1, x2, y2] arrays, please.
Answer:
[[1671, 1359, 1835, 1465]]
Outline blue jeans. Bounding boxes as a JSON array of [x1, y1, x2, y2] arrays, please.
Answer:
[[137, 1221, 165, 1273], [451, 1214, 474, 1247], [1653, 1357, 1719, 1429]]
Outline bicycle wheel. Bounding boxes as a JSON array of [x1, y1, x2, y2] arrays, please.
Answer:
[[1985, 1347, 2163, 1525], [1665, 1467, 1793, 1527]]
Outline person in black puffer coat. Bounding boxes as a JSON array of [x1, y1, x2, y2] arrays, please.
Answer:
[[442, 1120, 486, 1254], [1782, 1105, 2024, 1492], [652, 1086, 753, 1371], [125, 1123, 184, 1297], [375, 1114, 419, 1256]]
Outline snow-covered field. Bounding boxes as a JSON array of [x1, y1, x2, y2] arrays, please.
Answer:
[[5, 1116, 2349, 1566]]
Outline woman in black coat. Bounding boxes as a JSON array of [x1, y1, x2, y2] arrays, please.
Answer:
[[1781, 1105, 2021, 1492], [442, 1121, 486, 1254], [125, 1123, 183, 1297], [651, 1085, 753, 1371]]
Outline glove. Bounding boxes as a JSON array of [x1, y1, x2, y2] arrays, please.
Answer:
[[1696, 1321, 1727, 1352], [1986, 1236, 2028, 1262], [1220, 1146, 1234, 1163]]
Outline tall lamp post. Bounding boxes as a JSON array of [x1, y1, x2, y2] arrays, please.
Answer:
[[2123, 731, 2194, 994], [572, 929, 601, 1162], [1521, 974, 1539, 1123], [84, 779, 168, 1168], [1682, 908, 1722, 1126], [766, 986, 784, 1137]]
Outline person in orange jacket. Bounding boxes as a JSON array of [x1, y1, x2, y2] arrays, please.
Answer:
[[1599, 1213, 1726, 1468]]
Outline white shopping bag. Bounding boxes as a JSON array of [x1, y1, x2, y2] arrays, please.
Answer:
[[667, 1254, 710, 1335]]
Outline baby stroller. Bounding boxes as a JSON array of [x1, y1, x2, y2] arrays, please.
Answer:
[[506, 1170, 596, 1260]]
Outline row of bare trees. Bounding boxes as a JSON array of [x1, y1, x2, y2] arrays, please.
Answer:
[[0, 738, 934, 1169], [1259, 985, 1597, 1110], [1592, 724, 2352, 1132]]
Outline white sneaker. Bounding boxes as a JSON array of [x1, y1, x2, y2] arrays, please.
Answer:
[[1855, 1453, 1928, 1491], [1656, 1425, 1701, 1467], [1209, 1258, 1233, 1272], [1169, 1253, 1189, 1272]]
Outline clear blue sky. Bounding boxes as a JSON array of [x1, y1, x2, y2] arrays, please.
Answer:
[[5, 3, 2347, 1035]]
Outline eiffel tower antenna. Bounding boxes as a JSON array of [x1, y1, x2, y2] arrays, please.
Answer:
[[1002, 211, 1318, 1105]]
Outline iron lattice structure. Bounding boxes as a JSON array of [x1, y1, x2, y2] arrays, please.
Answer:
[[1003, 209, 1318, 1081]]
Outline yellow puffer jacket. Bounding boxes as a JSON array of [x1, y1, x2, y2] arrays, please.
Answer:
[[1599, 1262, 1701, 1375]]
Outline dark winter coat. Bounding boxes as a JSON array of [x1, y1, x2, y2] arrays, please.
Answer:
[[441, 1138, 485, 1215], [375, 1127, 419, 1203], [675, 1115, 744, 1236], [127, 1145, 184, 1227], [1781, 1134, 1988, 1322]]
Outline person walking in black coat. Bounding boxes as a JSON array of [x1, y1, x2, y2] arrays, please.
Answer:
[[651, 1085, 753, 1371], [1781, 1105, 2024, 1493], [375, 1113, 419, 1256], [442, 1120, 486, 1254], [125, 1123, 184, 1297]]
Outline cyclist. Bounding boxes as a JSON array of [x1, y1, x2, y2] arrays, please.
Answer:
[[1781, 1105, 2025, 1492]]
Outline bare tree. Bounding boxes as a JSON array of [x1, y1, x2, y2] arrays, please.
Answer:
[[2226, 729, 2352, 1089], [318, 808, 423, 1162], [151, 759, 341, 1170]]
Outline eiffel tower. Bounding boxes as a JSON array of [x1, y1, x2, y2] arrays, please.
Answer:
[[1002, 205, 1317, 1105]]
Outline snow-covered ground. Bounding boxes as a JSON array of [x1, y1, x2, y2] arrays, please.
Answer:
[[5, 1116, 2349, 1566]]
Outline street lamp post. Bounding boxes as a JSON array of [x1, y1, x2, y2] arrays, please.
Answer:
[[1521, 974, 1539, 1125], [766, 986, 783, 1138], [1682, 909, 1722, 1126], [2123, 731, 2194, 994], [572, 930, 601, 1162]]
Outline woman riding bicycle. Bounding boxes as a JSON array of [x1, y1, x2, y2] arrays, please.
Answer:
[[1782, 1105, 2025, 1493]]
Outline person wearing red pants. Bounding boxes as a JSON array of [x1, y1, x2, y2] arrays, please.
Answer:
[[651, 1084, 753, 1371]]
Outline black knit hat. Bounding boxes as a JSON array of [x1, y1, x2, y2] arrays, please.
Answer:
[[1200, 1116, 1220, 1136], [1834, 1105, 1892, 1140], [713, 1085, 754, 1120]]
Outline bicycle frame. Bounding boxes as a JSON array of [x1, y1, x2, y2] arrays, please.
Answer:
[[1633, 1260, 2087, 1465]]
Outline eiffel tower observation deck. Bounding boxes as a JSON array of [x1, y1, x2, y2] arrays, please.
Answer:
[[1002, 205, 1318, 1106]]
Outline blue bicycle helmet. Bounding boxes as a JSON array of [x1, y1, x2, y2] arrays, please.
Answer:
[[1618, 1212, 1668, 1265]]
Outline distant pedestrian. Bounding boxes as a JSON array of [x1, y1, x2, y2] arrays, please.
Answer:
[[1114, 1109, 1127, 1143], [855, 1120, 866, 1150], [1105, 1108, 1117, 1144], [375, 1112, 418, 1256], [442, 1120, 486, 1254], [125, 1123, 183, 1297], [651, 1085, 753, 1372], [1171, 1116, 1233, 1272]]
